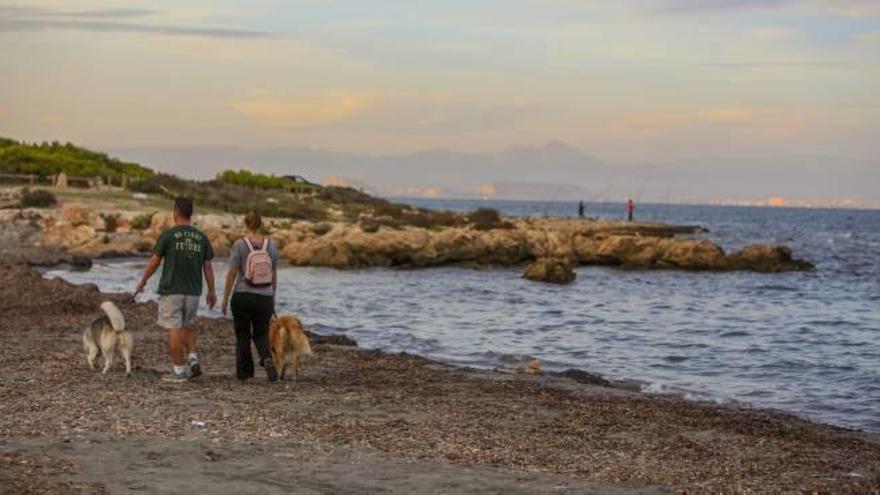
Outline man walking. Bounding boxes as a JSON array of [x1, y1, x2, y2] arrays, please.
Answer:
[[135, 197, 216, 382]]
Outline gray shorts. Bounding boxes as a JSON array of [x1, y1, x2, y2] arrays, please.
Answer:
[[157, 295, 200, 330]]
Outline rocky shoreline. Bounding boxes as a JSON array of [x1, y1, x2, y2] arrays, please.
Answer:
[[1, 251, 878, 493], [2, 199, 814, 277]]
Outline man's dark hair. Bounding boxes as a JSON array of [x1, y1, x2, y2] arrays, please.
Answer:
[[174, 197, 194, 220]]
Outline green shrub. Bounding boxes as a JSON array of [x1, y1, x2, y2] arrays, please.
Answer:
[[312, 223, 333, 236], [130, 211, 155, 230], [0, 138, 152, 180], [129, 173, 185, 195], [20, 188, 57, 208], [274, 220, 293, 231], [360, 218, 381, 233], [218, 169, 292, 190]]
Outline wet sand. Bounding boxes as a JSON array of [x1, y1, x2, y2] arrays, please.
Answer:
[[1, 253, 879, 493]]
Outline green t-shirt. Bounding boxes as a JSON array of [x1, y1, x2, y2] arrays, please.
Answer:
[[154, 225, 214, 296]]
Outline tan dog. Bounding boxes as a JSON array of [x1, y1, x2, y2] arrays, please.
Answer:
[[269, 315, 313, 380], [83, 301, 133, 375]]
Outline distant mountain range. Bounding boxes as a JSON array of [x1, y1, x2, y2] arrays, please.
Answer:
[[110, 142, 879, 203], [111, 141, 608, 201]]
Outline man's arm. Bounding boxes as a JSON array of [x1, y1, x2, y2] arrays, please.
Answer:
[[203, 261, 217, 309], [135, 254, 162, 297]]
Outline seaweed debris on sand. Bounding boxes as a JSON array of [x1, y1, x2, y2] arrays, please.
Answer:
[[0, 256, 878, 493]]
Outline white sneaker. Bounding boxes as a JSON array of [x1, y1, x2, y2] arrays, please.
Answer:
[[162, 369, 190, 383]]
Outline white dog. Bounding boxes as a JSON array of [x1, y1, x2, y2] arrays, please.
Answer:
[[83, 301, 133, 375]]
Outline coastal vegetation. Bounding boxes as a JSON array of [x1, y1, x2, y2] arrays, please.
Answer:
[[217, 169, 304, 190], [19, 188, 57, 208], [131, 173, 330, 221], [0, 137, 152, 180], [0, 136, 504, 230]]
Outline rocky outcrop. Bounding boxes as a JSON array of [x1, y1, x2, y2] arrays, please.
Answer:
[[281, 225, 537, 269], [202, 227, 232, 258], [12, 203, 814, 274], [575, 236, 728, 269], [149, 212, 174, 239], [280, 221, 813, 273], [727, 245, 814, 272], [60, 203, 93, 227], [71, 232, 153, 258], [523, 258, 577, 284], [40, 224, 97, 249], [36, 206, 152, 257]]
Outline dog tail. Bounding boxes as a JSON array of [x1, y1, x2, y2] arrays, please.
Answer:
[[301, 332, 313, 355], [100, 301, 126, 332]]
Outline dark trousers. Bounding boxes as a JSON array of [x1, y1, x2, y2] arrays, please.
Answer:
[[230, 292, 273, 379]]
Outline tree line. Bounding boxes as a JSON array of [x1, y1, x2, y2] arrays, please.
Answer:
[[0, 137, 153, 180]]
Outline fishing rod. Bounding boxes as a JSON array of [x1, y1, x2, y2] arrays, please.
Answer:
[[635, 164, 655, 204], [543, 185, 563, 218]]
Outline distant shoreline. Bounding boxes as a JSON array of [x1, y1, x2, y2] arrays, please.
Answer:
[[393, 196, 880, 212]]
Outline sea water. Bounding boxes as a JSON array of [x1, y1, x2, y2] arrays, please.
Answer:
[[45, 201, 880, 432]]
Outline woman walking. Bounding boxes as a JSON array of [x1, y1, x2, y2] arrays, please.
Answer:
[[221, 211, 280, 382]]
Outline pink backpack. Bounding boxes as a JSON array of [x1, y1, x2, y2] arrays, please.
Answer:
[[243, 237, 273, 287]]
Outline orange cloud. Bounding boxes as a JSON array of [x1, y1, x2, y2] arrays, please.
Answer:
[[231, 90, 375, 126]]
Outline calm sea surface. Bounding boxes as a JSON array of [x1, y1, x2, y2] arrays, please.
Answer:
[[46, 200, 880, 432]]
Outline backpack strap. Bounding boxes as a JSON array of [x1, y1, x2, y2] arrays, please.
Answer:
[[243, 237, 269, 252]]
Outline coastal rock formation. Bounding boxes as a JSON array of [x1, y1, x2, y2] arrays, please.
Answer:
[[523, 258, 577, 284], [727, 244, 814, 272], [202, 227, 232, 258], [11, 204, 814, 274], [60, 203, 93, 227], [575, 236, 728, 269], [280, 221, 813, 273], [149, 212, 174, 238], [38, 207, 151, 257], [71, 232, 152, 258], [40, 224, 97, 249], [108, 215, 131, 233]]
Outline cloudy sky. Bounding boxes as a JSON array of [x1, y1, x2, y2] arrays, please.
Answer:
[[1, 1, 878, 175]]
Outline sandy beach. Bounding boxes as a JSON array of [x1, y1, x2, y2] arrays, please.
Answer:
[[1, 240, 879, 494], [3, 1, 878, 490]]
